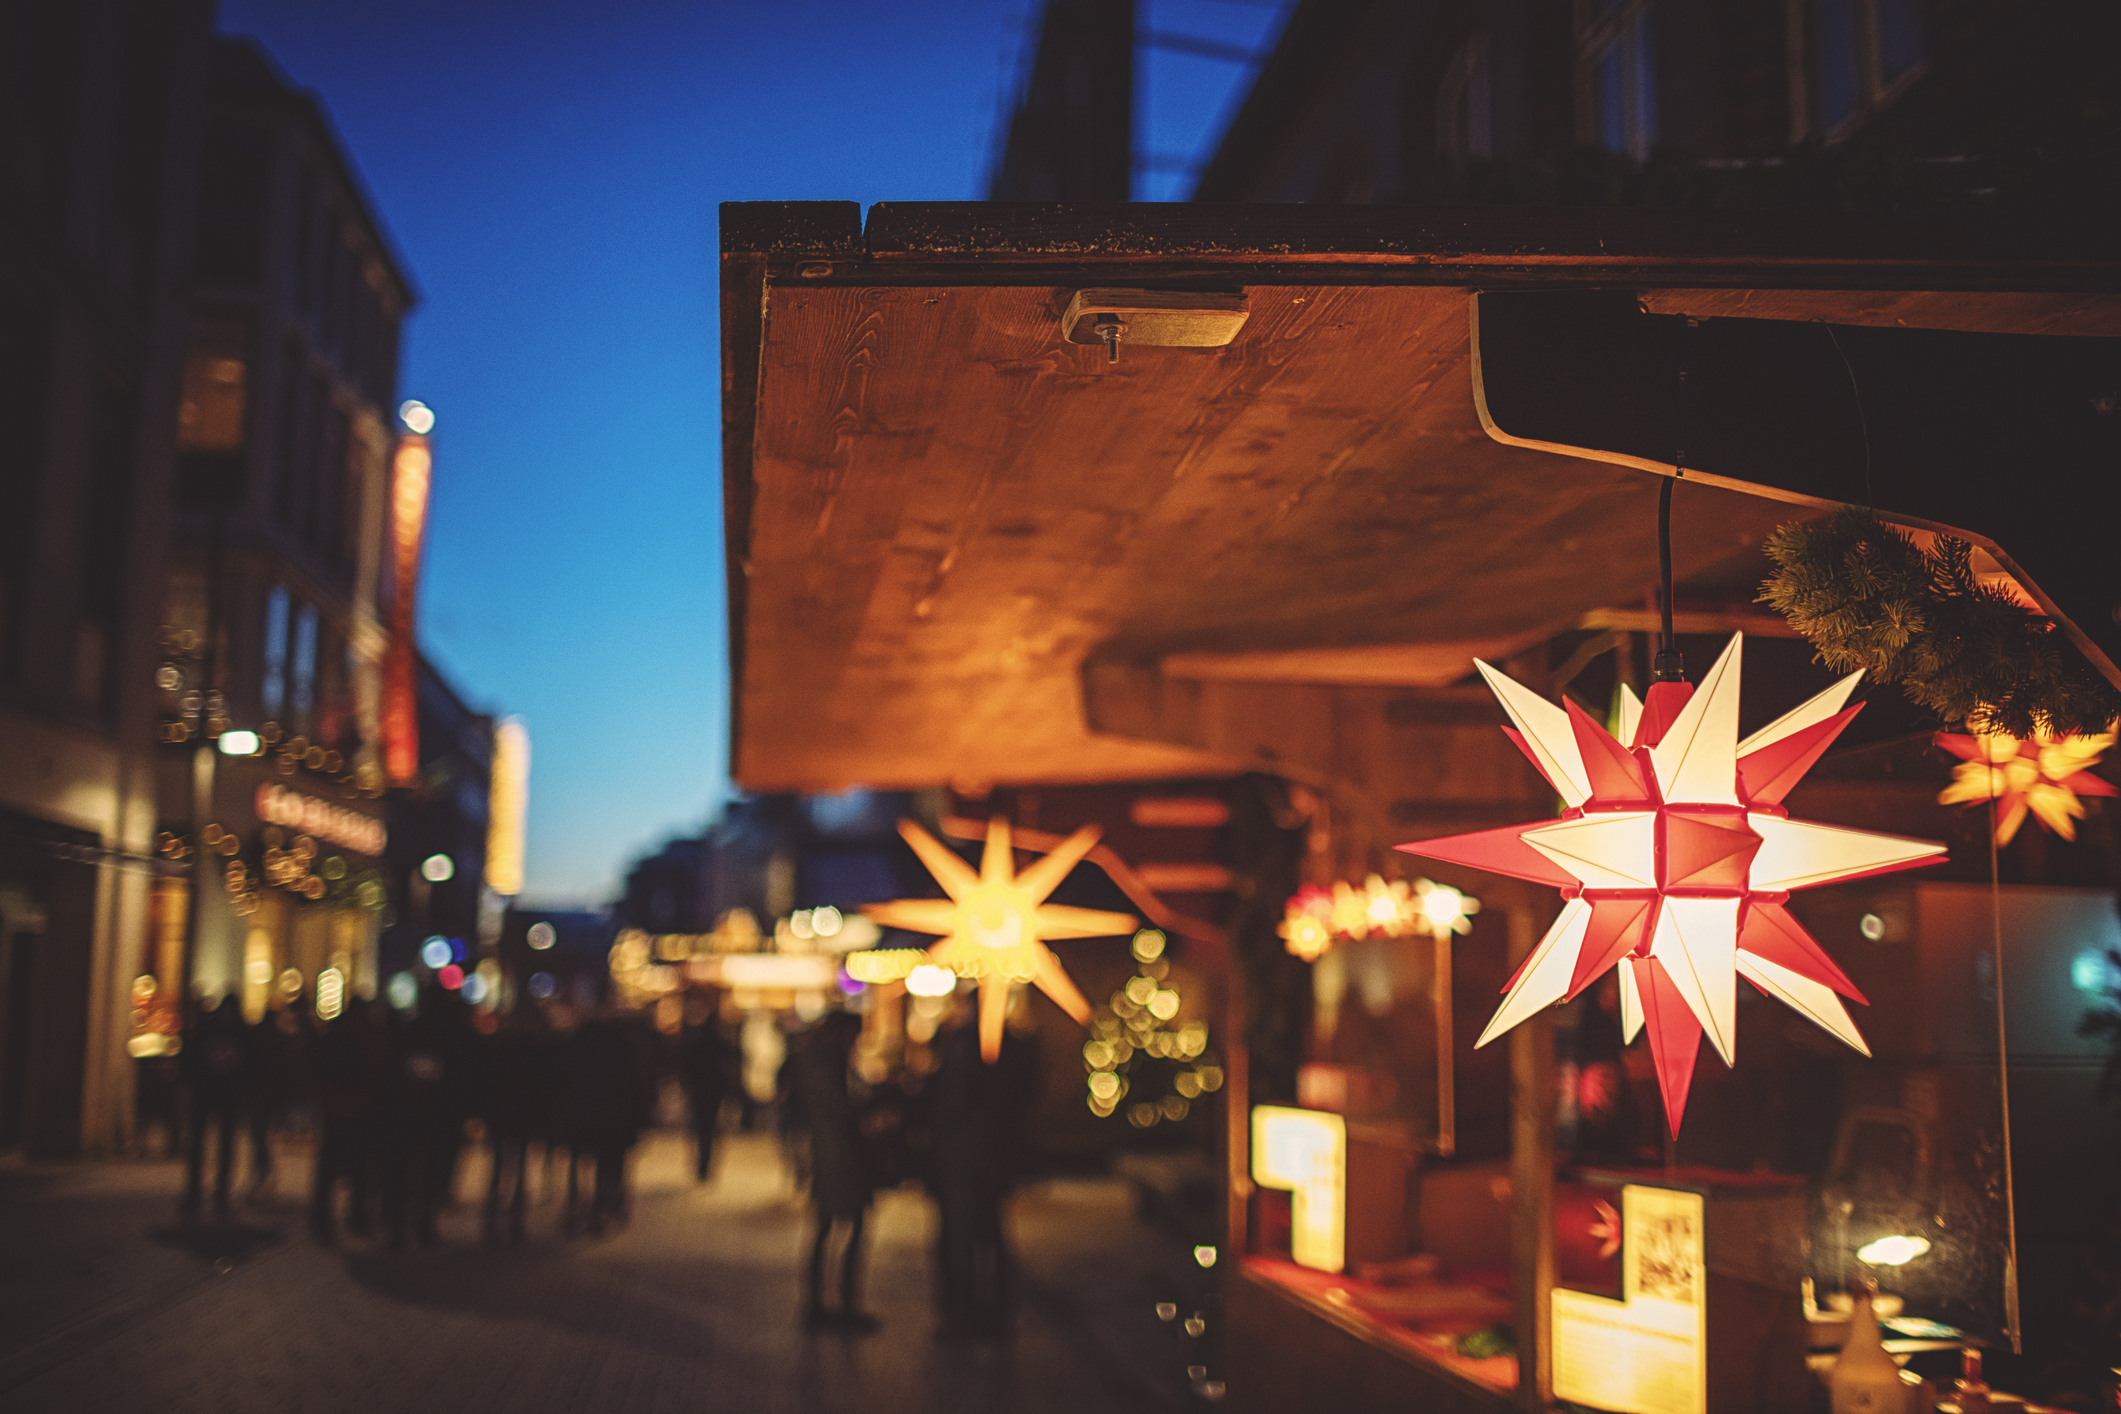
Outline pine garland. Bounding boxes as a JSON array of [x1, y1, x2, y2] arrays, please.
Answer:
[[1757, 508, 2121, 738]]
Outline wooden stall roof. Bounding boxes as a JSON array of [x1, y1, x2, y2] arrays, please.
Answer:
[[722, 203, 2120, 792]]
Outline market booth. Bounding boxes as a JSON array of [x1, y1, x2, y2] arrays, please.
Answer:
[[721, 202, 2120, 1411]]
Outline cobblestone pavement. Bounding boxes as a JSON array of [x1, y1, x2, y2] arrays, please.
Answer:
[[0, 1131, 1213, 1414]]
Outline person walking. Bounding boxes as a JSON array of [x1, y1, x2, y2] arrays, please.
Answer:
[[929, 1004, 1034, 1341], [678, 1004, 732, 1183], [178, 994, 250, 1220], [310, 1000, 385, 1242], [784, 1011, 877, 1333]]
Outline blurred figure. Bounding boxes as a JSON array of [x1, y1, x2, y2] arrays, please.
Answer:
[[477, 1007, 561, 1245], [785, 1011, 876, 1332], [929, 1004, 1034, 1341], [178, 995, 250, 1219], [678, 1001, 732, 1183], [310, 1000, 386, 1242], [557, 1009, 655, 1235], [244, 1005, 306, 1200], [379, 984, 474, 1249]]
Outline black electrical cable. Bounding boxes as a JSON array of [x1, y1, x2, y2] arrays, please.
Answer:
[[1652, 322, 1690, 683]]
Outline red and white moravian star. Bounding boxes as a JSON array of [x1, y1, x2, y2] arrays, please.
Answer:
[[1398, 634, 1947, 1134]]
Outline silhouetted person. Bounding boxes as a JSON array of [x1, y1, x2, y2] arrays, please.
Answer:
[[476, 1009, 561, 1244], [245, 1006, 305, 1199], [379, 984, 473, 1249], [785, 1011, 876, 1332], [557, 1011, 655, 1234], [178, 995, 250, 1219], [679, 1012, 732, 1183], [929, 1013, 1033, 1340], [310, 1001, 386, 1242]]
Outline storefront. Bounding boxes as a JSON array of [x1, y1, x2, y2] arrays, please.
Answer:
[[721, 201, 2120, 1410]]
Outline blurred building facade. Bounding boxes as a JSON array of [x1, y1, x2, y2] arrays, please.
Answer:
[[140, 35, 417, 1056], [0, 16, 510, 1155], [1190, 0, 2116, 211], [0, 1, 214, 1155]]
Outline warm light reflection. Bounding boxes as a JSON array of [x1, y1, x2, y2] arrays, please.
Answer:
[[904, 963, 958, 997], [1856, 1234, 1932, 1267], [1252, 1105, 1346, 1273]]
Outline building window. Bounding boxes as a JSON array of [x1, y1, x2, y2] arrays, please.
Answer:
[[1437, 32, 1492, 162], [176, 323, 248, 452], [1578, 0, 1657, 163], [1793, 0, 1925, 141], [291, 601, 318, 729], [262, 583, 289, 718]]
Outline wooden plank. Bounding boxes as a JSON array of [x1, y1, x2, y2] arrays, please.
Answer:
[[1642, 287, 2121, 339], [738, 280, 1795, 790], [861, 202, 2121, 289]]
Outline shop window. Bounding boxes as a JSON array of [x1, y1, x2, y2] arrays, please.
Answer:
[[1436, 32, 1492, 162], [1579, 0, 1658, 162], [1795, 0, 1925, 141], [261, 583, 289, 718], [176, 324, 248, 452]]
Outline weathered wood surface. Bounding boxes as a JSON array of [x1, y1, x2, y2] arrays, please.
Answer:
[[735, 280, 1794, 790]]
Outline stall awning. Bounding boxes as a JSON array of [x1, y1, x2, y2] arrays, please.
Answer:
[[722, 203, 2120, 792]]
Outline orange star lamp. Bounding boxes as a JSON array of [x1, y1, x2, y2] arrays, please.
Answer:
[[864, 818, 1135, 1061], [1399, 634, 1948, 1134]]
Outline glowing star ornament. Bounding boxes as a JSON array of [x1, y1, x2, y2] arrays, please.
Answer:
[[1398, 635, 1947, 1135], [1935, 727, 2117, 845], [863, 818, 1135, 1062]]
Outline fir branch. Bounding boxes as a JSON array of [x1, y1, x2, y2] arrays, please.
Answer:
[[1758, 508, 2121, 737]]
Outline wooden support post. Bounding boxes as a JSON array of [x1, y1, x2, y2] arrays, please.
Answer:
[[1508, 903, 1555, 1412], [1225, 959, 1252, 1260]]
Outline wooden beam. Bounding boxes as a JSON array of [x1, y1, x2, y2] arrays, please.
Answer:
[[1507, 903, 1556, 1412]]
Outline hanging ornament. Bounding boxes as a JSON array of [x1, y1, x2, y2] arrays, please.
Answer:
[[1935, 727, 2117, 845], [1278, 885, 1335, 961], [1397, 634, 1948, 1135], [1278, 875, 1480, 961], [863, 818, 1135, 1062]]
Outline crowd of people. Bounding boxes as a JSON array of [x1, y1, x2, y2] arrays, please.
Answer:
[[159, 984, 1040, 1340], [171, 984, 658, 1248]]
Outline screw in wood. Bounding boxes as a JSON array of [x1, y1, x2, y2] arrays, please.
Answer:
[[1094, 314, 1124, 365]]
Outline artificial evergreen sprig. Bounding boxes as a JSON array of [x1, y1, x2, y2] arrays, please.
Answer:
[[1757, 508, 2121, 738]]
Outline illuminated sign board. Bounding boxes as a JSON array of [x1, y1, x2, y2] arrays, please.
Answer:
[[1251, 1105, 1346, 1273], [1552, 1184, 1707, 1414], [382, 435, 431, 786], [254, 783, 386, 856], [484, 717, 529, 896]]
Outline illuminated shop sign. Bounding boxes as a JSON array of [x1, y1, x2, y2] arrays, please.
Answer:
[[1251, 1105, 1346, 1273], [382, 435, 430, 786], [254, 783, 386, 856], [485, 716, 529, 896], [1552, 1184, 1707, 1414]]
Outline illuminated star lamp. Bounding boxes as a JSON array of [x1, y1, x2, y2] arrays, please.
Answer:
[[1398, 635, 1947, 1134], [1935, 726, 2116, 845], [863, 818, 1136, 1062]]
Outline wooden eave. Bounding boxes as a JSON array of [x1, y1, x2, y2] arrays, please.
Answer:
[[722, 202, 2120, 793]]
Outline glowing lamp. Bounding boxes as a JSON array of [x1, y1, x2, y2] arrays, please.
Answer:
[[1936, 726, 2116, 844], [863, 818, 1135, 1061], [904, 964, 958, 997], [526, 921, 556, 950], [1399, 635, 1947, 1135], [420, 853, 454, 882], [1856, 1234, 1931, 1267], [217, 730, 261, 755], [420, 937, 452, 969], [1251, 1105, 1346, 1273], [398, 399, 435, 434]]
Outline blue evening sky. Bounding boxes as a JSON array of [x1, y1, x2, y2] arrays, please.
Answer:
[[217, 0, 1286, 906]]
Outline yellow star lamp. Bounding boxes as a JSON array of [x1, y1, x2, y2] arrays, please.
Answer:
[[864, 818, 1136, 1061], [1936, 726, 2116, 844]]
